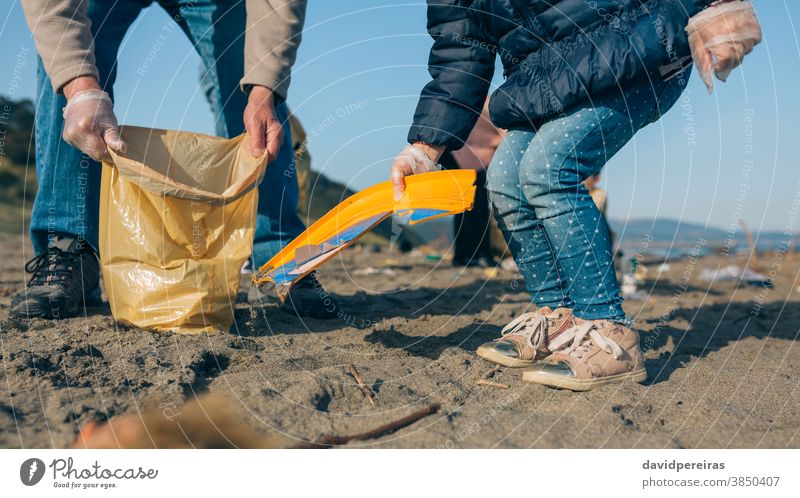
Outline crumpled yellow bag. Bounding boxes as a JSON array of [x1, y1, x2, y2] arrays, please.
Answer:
[[99, 126, 267, 334]]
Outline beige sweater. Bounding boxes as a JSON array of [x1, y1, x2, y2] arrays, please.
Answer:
[[20, 0, 306, 99]]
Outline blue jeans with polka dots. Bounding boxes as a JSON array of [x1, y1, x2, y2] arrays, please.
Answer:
[[487, 74, 687, 322]]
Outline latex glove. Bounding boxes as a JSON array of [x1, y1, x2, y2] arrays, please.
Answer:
[[390, 144, 443, 201], [243, 85, 284, 161], [686, 1, 762, 94], [62, 90, 127, 161]]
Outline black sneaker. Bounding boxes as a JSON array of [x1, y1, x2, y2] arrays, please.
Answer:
[[10, 236, 100, 319], [280, 271, 339, 319]]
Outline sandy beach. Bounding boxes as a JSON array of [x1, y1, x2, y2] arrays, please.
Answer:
[[1, 233, 798, 449]]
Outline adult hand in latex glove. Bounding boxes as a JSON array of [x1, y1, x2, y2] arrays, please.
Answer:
[[62, 89, 126, 162], [686, 1, 762, 94], [244, 85, 284, 161], [390, 143, 445, 201]]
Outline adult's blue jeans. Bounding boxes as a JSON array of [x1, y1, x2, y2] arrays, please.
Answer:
[[487, 73, 688, 323], [31, 0, 305, 269]]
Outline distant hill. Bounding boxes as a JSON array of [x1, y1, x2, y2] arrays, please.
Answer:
[[0, 97, 36, 232], [608, 218, 792, 250], [0, 96, 36, 202], [406, 215, 795, 258]]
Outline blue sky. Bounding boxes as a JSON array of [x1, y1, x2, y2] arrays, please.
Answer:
[[1, 1, 798, 232]]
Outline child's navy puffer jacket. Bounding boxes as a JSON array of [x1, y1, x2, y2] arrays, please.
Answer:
[[408, 0, 713, 148]]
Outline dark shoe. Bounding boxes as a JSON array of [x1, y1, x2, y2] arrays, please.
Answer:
[[279, 271, 339, 319], [10, 236, 100, 319]]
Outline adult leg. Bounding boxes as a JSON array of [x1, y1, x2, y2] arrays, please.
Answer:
[[249, 100, 305, 268], [30, 0, 149, 255], [171, 0, 334, 317], [520, 75, 688, 323], [166, 0, 305, 268], [14, 0, 149, 318], [164, 0, 246, 136]]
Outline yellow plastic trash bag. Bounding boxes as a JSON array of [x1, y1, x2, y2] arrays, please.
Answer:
[[99, 126, 267, 334]]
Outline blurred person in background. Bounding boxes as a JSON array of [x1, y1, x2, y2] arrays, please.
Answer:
[[439, 98, 504, 268]]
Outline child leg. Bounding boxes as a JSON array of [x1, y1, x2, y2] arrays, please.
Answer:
[[487, 130, 570, 310], [520, 76, 688, 322]]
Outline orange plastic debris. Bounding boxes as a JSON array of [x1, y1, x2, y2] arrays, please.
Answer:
[[253, 169, 477, 299]]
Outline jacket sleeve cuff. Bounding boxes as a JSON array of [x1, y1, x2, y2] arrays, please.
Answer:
[[407, 97, 483, 150], [240, 68, 290, 101]]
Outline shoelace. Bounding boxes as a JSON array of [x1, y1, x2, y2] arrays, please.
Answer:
[[500, 312, 548, 350], [547, 321, 624, 360], [24, 248, 79, 287]]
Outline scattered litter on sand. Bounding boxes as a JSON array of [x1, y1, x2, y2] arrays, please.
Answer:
[[621, 274, 648, 300], [623, 288, 649, 300], [353, 267, 396, 277], [699, 265, 772, 287], [620, 257, 650, 299]]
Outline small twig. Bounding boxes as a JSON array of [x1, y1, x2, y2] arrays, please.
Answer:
[[296, 404, 441, 449], [348, 364, 376, 405], [476, 379, 510, 390]]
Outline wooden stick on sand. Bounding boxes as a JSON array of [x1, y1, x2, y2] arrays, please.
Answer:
[[476, 379, 510, 389], [297, 404, 441, 449], [348, 364, 376, 405]]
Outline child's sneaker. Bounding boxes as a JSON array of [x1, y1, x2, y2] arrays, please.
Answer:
[[476, 307, 576, 367], [522, 320, 646, 391]]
